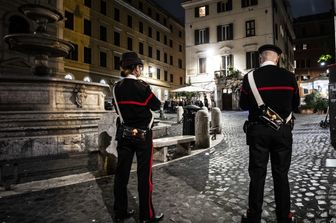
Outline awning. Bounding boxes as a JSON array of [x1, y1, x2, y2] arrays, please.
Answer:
[[171, 85, 212, 93]]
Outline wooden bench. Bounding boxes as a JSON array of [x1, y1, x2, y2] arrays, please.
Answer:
[[152, 135, 196, 162]]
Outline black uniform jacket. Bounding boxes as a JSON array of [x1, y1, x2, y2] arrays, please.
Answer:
[[113, 75, 161, 129], [239, 64, 300, 121]]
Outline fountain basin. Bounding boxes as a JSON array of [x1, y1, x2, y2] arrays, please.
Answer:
[[19, 4, 63, 23], [4, 33, 73, 57]]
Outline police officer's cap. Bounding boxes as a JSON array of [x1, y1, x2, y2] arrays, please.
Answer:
[[120, 52, 143, 68], [258, 44, 282, 55]]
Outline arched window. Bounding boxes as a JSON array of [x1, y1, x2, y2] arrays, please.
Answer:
[[64, 73, 74, 80], [83, 76, 92, 82], [8, 15, 30, 34]]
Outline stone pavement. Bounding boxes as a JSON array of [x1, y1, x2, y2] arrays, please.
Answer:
[[0, 111, 336, 223]]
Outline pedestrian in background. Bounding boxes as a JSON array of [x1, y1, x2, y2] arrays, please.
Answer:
[[239, 44, 300, 223], [113, 52, 164, 223]]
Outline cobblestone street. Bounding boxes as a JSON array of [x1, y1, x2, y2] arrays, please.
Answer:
[[0, 111, 335, 223]]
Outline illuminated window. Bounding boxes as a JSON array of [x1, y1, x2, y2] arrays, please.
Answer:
[[199, 57, 206, 73], [64, 73, 74, 80], [100, 79, 107, 84], [83, 76, 92, 82], [303, 44, 307, 50], [199, 6, 206, 17], [195, 5, 209, 17]]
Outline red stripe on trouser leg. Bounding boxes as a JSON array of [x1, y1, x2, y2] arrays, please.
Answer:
[[148, 142, 154, 219]]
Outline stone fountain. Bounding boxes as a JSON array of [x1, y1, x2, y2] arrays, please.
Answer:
[[0, 4, 109, 185]]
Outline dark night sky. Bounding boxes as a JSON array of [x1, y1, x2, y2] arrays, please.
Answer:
[[151, 0, 333, 22]]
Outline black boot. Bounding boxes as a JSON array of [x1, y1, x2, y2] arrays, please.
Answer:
[[142, 213, 164, 223], [115, 209, 135, 223]]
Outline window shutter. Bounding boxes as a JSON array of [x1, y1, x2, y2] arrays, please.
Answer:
[[228, 0, 233, 10], [229, 23, 233, 40], [205, 28, 209, 43], [217, 26, 221, 42], [195, 8, 199, 17], [205, 5, 209, 15], [194, 29, 199, 45]]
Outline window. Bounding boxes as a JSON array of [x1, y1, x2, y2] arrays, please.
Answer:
[[156, 31, 160, 42], [65, 73, 74, 80], [148, 7, 152, 17], [100, 0, 106, 15], [195, 5, 209, 17], [84, 19, 91, 36], [148, 27, 152, 38], [84, 47, 91, 64], [194, 28, 209, 45], [303, 44, 307, 50], [217, 0, 232, 12], [275, 24, 278, 40], [139, 22, 143, 33], [100, 79, 107, 84], [164, 71, 168, 81], [179, 31, 182, 38], [170, 55, 173, 65], [100, 51, 107, 67], [84, 0, 91, 7], [127, 37, 133, 50], [221, 55, 233, 75], [163, 18, 167, 26], [241, 0, 258, 8], [66, 43, 78, 61], [100, 26, 107, 41], [178, 59, 182, 69], [199, 58, 206, 73], [64, 11, 74, 30], [217, 23, 233, 41], [139, 42, 144, 55], [246, 51, 259, 69], [180, 77, 183, 85], [139, 1, 143, 11], [127, 15, 132, 28], [114, 56, 120, 70], [148, 66, 153, 78], [179, 45, 182, 52], [114, 8, 120, 21], [169, 39, 173, 48], [114, 32, 120, 46], [164, 35, 167, 45], [170, 74, 173, 83], [164, 53, 168, 63], [157, 68, 160, 80], [156, 13, 160, 22], [83, 76, 92, 82], [148, 46, 152, 58], [156, 50, 160, 61], [245, 20, 255, 37]]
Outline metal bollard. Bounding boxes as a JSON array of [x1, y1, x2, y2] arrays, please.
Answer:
[[195, 110, 210, 149]]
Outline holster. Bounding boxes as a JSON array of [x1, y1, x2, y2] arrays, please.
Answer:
[[116, 123, 147, 143]]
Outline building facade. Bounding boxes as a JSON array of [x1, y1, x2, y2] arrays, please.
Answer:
[[63, 0, 186, 101], [293, 12, 335, 98], [182, 0, 295, 110]]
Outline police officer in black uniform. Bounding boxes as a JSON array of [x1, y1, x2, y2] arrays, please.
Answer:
[[239, 44, 300, 223], [113, 52, 164, 223]]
